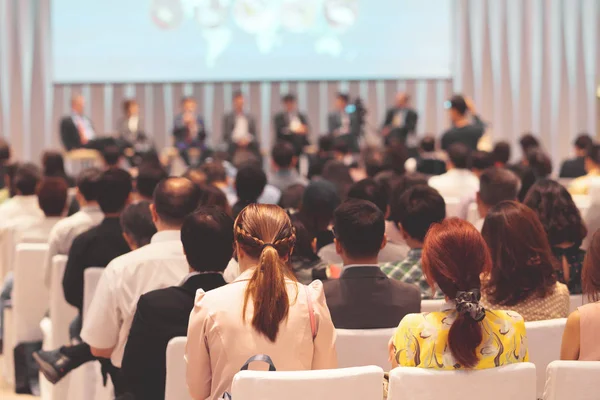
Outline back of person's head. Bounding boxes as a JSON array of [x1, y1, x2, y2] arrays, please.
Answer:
[[120, 201, 157, 249], [42, 151, 66, 177], [235, 204, 297, 342], [153, 177, 201, 228], [470, 151, 493, 172], [388, 173, 429, 223], [290, 214, 319, 263], [478, 168, 520, 207], [271, 141, 295, 169], [97, 168, 132, 214], [574, 134, 593, 154], [322, 160, 353, 200], [14, 163, 41, 195], [37, 177, 68, 217], [332, 139, 350, 156], [333, 199, 385, 260], [76, 167, 102, 203], [523, 179, 587, 247], [397, 186, 446, 243], [482, 201, 557, 306], [586, 144, 600, 167], [583, 230, 600, 302], [101, 145, 122, 167], [182, 207, 234, 273], [232, 148, 261, 170], [373, 170, 403, 203], [519, 133, 539, 155], [347, 178, 387, 214], [235, 163, 267, 203], [136, 164, 168, 199], [421, 218, 491, 368], [299, 180, 340, 236], [383, 143, 408, 175], [319, 136, 335, 153], [526, 147, 552, 178], [197, 183, 232, 216], [448, 95, 468, 116], [200, 161, 227, 185], [364, 148, 385, 178], [492, 141, 511, 165], [278, 184, 305, 211], [182, 167, 207, 188], [419, 136, 436, 153], [447, 143, 471, 169], [0, 138, 11, 164]]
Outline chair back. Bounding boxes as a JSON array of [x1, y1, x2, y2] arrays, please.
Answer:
[[230, 366, 384, 400], [83, 267, 104, 319], [12, 243, 50, 343], [49, 255, 78, 348], [544, 360, 600, 400], [444, 197, 461, 218], [335, 328, 396, 370], [387, 363, 536, 400], [421, 299, 445, 313], [165, 337, 191, 400], [525, 318, 567, 399], [467, 202, 479, 224]]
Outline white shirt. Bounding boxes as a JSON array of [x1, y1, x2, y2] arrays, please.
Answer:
[[43, 205, 104, 287], [80, 230, 188, 368], [127, 115, 139, 134], [0, 195, 44, 228], [232, 114, 251, 143], [72, 114, 96, 140], [428, 169, 480, 200], [339, 113, 350, 135]]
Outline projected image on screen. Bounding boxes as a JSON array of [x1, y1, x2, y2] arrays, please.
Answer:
[[51, 0, 452, 83]]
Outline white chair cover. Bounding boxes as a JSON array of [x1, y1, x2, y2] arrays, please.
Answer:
[[230, 366, 384, 400], [421, 299, 445, 313], [525, 318, 567, 399], [49, 255, 78, 348], [83, 267, 104, 318], [467, 202, 479, 224], [543, 360, 600, 400], [335, 328, 396, 370], [165, 337, 191, 400], [388, 363, 536, 400], [444, 197, 461, 218]]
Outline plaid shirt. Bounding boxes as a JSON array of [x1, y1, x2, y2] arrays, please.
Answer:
[[380, 249, 442, 300]]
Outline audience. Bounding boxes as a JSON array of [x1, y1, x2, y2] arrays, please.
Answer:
[[0, 163, 43, 227], [307, 136, 335, 179], [296, 180, 340, 252], [135, 163, 168, 202], [560, 134, 593, 178], [492, 141, 511, 167], [480, 201, 570, 321], [390, 218, 528, 369], [323, 200, 420, 329], [322, 159, 354, 200], [102, 145, 124, 168], [121, 208, 231, 400], [119, 201, 157, 249], [524, 180, 587, 293], [386, 173, 428, 247], [197, 183, 232, 216], [473, 167, 520, 230], [186, 204, 337, 399], [510, 133, 540, 174], [381, 186, 446, 299], [182, 167, 207, 188], [42, 151, 75, 187], [290, 215, 336, 285], [470, 150, 494, 178], [415, 136, 446, 176], [429, 143, 479, 199], [233, 163, 267, 218], [269, 141, 307, 191], [569, 143, 600, 195], [277, 183, 305, 211]]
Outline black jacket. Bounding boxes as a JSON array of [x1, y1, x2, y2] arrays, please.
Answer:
[[121, 273, 226, 400], [382, 107, 418, 144], [559, 157, 587, 179], [441, 115, 486, 151], [60, 116, 92, 151]]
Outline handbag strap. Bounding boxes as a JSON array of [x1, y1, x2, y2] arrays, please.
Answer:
[[304, 285, 317, 340], [240, 354, 276, 372]]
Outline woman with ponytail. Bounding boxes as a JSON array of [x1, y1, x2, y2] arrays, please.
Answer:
[[186, 204, 337, 400], [389, 218, 529, 370]]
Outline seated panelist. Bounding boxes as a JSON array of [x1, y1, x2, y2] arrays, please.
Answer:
[[173, 97, 207, 166], [273, 93, 310, 156], [60, 95, 97, 151], [222, 91, 259, 156]]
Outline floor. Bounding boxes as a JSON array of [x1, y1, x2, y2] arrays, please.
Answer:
[[0, 356, 37, 400]]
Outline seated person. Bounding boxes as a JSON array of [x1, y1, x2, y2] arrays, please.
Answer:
[[42, 151, 75, 187], [480, 201, 570, 321], [415, 136, 446, 176], [470, 150, 494, 178], [268, 141, 308, 192], [524, 180, 587, 293], [101, 145, 125, 168], [60, 95, 96, 151], [121, 208, 230, 400], [232, 163, 268, 218], [323, 200, 420, 329], [135, 163, 168, 202], [186, 204, 337, 399], [561, 230, 600, 360], [440, 95, 485, 151], [182, 167, 207, 188], [222, 91, 259, 156], [381, 185, 446, 299], [173, 97, 207, 166], [327, 92, 360, 153], [569, 143, 600, 195], [390, 218, 528, 370], [118, 99, 153, 162], [428, 143, 479, 199], [278, 183, 305, 212], [473, 167, 520, 230], [560, 134, 593, 179], [0, 163, 43, 227], [273, 93, 310, 156], [385, 173, 428, 250], [307, 136, 335, 179], [492, 141, 511, 168]]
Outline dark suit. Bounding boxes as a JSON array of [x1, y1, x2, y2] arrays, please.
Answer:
[[417, 157, 447, 176], [382, 107, 418, 145], [121, 273, 226, 400], [273, 111, 310, 155], [323, 266, 421, 329], [559, 157, 587, 178], [60, 116, 94, 151], [222, 112, 258, 144], [327, 111, 361, 153], [173, 113, 207, 166]]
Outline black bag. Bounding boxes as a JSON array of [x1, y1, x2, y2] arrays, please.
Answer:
[[221, 354, 277, 400]]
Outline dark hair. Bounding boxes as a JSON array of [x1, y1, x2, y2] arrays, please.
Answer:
[[482, 201, 558, 305], [587, 144, 600, 165], [383, 143, 408, 175], [182, 207, 234, 272], [14, 163, 41, 195], [448, 95, 468, 115], [97, 169, 132, 213], [526, 147, 552, 178], [233, 164, 267, 216], [333, 199, 385, 259], [42, 151, 67, 177], [478, 168, 520, 207], [298, 180, 340, 237], [420, 136, 436, 152], [278, 184, 305, 211], [197, 184, 232, 216], [519, 133, 539, 154], [120, 201, 157, 248], [574, 134, 593, 152], [0, 139, 11, 163], [282, 93, 296, 103], [322, 160, 353, 200], [388, 173, 429, 223], [319, 136, 335, 153], [182, 167, 207, 188], [422, 218, 491, 368], [337, 92, 350, 104], [583, 230, 600, 302], [102, 145, 122, 166], [397, 186, 446, 242], [523, 179, 587, 247], [76, 167, 102, 202], [347, 178, 387, 214], [200, 162, 227, 185], [447, 143, 471, 169], [136, 164, 168, 199], [153, 177, 202, 227], [471, 151, 493, 171], [37, 178, 68, 216], [364, 149, 385, 178], [290, 214, 319, 263], [332, 139, 350, 155], [492, 141, 511, 165], [271, 141, 295, 168]]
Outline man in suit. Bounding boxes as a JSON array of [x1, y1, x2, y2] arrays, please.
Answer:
[[323, 199, 421, 329], [273, 93, 310, 156], [327, 92, 361, 153], [560, 134, 594, 178], [173, 97, 207, 166], [117, 99, 152, 165], [60, 95, 97, 151], [381, 92, 418, 146], [120, 207, 231, 400], [222, 91, 259, 157]]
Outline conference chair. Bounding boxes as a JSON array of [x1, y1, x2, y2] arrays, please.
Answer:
[[421, 299, 445, 313], [525, 318, 567, 399], [543, 360, 600, 400], [335, 328, 396, 370], [165, 337, 191, 400], [387, 363, 536, 400], [230, 366, 384, 400], [467, 202, 479, 225], [444, 197, 461, 218]]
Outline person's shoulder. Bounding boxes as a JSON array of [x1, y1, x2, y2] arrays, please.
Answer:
[[389, 277, 421, 297], [489, 309, 526, 327], [398, 312, 428, 328], [138, 285, 187, 311]]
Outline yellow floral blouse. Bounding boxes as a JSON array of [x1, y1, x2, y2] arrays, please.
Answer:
[[392, 309, 529, 370]]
